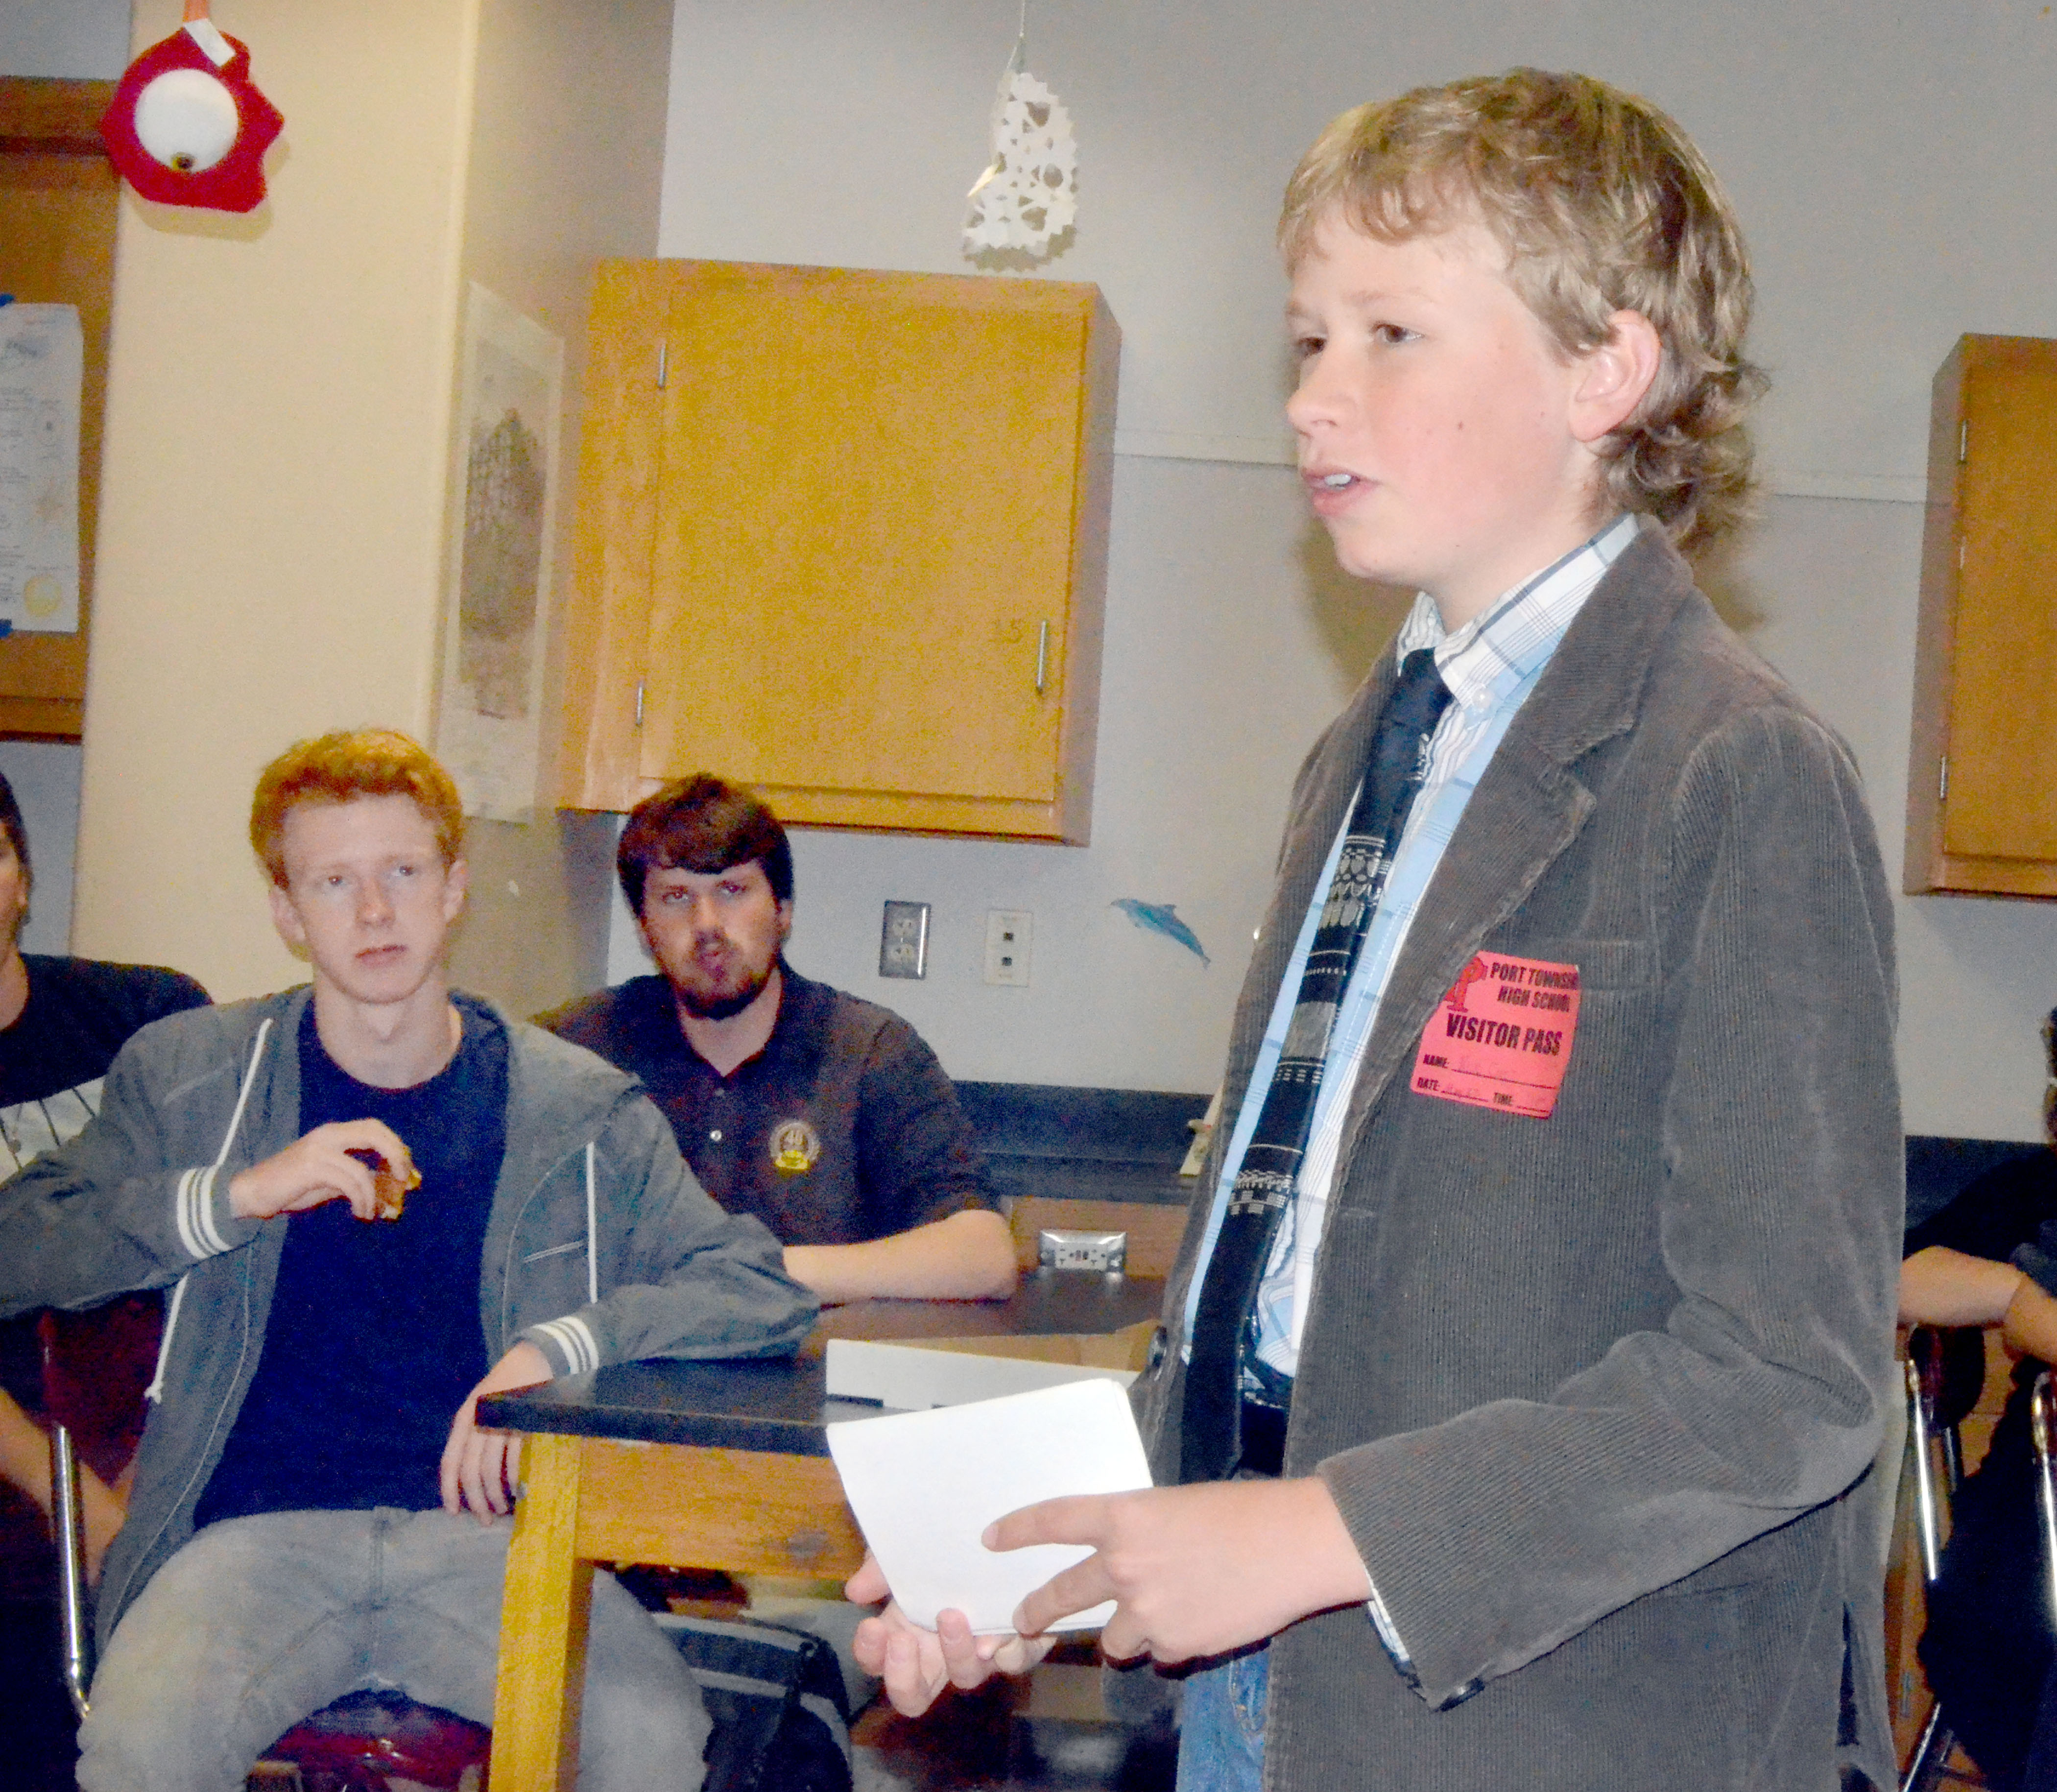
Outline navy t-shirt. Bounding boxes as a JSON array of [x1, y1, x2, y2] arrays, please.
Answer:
[[195, 995, 509, 1525]]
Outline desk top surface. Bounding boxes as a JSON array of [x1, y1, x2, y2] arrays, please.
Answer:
[[479, 1270, 1164, 1458]]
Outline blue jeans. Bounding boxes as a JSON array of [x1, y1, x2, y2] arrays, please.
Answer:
[[78, 1507, 709, 1792], [1177, 1644, 1268, 1792]]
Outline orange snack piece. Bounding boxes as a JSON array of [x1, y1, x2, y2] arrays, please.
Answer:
[[345, 1147, 421, 1221]]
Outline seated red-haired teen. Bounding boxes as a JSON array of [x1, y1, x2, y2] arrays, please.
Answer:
[[0, 729, 815, 1792]]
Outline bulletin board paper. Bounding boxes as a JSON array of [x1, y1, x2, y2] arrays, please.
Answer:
[[0, 305, 83, 635]]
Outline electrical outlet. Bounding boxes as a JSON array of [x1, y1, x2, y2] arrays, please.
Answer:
[[983, 909, 1032, 986], [1039, 1229, 1127, 1273], [878, 900, 930, 980]]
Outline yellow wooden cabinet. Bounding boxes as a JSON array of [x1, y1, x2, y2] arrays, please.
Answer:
[[1906, 334, 2057, 896], [559, 259, 1118, 841]]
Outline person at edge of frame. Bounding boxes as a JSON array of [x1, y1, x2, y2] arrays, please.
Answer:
[[1900, 1009, 2057, 1792], [846, 67, 1903, 1792], [0, 769, 210, 1789], [0, 769, 209, 1577]]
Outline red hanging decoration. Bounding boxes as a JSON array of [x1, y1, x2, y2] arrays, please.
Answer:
[[98, 4, 284, 214]]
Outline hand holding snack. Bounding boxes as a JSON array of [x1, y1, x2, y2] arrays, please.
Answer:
[[346, 1146, 421, 1220], [228, 1120, 417, 1222]]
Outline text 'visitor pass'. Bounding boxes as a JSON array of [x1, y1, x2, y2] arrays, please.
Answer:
[[1411, 951, 1580, 1119]]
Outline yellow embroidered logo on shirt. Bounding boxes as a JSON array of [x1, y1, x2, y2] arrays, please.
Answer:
[[769, 1118, 821, 1175]]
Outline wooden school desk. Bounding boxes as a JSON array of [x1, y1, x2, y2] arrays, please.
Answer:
[[479, 1271, 1165, 1791]]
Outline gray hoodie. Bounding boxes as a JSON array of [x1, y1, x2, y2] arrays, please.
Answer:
[[0, 986, 818, 1641]]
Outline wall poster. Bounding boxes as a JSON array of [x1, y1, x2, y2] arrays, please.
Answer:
[[435, 282, 564, 821], [0, 304, 83, 635]]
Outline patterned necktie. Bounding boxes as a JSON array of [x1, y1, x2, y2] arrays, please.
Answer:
[[1181, 647, 1454, 1482]]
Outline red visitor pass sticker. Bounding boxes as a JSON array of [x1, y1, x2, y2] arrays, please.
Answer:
[[1411, 951, 1580, 1119]]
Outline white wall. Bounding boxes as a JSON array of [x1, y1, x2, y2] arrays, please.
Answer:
[[646, 0, 2057, 1139], [74, 0, 480, 999], [1724, 495, 2056, 1143], [659, 0, 2057, 503], [72, 0, 668, 1009], [1, 0, 131, 78]]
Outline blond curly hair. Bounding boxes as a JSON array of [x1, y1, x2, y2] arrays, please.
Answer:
[[1279, 69, 1765, 548]]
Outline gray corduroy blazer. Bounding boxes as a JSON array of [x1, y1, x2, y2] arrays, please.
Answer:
[[1133, 526, 1903, 1791]]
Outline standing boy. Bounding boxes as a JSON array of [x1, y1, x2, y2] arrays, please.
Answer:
[[0, 730, 816, 1792], [853, 70, 1903, 1792]]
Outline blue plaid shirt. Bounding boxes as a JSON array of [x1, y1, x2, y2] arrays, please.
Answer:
[[1184, 515, 1642, 1377]]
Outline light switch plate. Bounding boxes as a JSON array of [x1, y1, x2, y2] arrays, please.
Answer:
[[879, 900, 930, 980]]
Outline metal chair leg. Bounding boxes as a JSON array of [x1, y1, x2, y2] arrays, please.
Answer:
[[1907, 1353, 1945, 1585], [1900, 1336, 1961, 1792], [2033, 1372, 2057, 1640], [50, 1420, 94, 1721], [1900, 1700, 1956, 1792]]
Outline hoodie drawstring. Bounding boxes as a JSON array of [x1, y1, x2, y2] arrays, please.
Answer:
[[146, 1016, 273, 1403], [584, 1139, 599, 1306]]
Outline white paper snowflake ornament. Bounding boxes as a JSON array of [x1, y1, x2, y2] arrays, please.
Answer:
[[963, 33, 1077, 261]]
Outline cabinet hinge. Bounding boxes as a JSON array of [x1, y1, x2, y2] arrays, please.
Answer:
[[1958, 419, 1967, 465], [1034, 620, 1051, 695], [655, 341, 668, 390], [1938, 756, 1948, 804], [634, 680, 646, 728], [1959, 537, 1966, 571]]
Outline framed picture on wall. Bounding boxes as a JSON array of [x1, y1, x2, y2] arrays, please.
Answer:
[[434, 281, 564, 821]]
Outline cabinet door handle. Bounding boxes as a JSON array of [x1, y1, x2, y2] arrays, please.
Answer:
[[1035, 620, 1050, 696]]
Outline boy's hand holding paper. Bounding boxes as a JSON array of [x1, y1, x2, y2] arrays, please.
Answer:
[[845, 1567, 1055, 1717], [986, 1475, 1367, 1662], [836, 1377, 1373, 1720], [847, 1473, 1372, 1719], [827, 1378, 1152, 1633]]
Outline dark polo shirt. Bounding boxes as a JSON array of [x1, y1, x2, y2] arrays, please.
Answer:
[[540, 965, 993, 1246]]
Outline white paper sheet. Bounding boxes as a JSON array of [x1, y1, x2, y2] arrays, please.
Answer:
[[827, 1377, 1151, 1634], [0, 305, 82, 635]]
